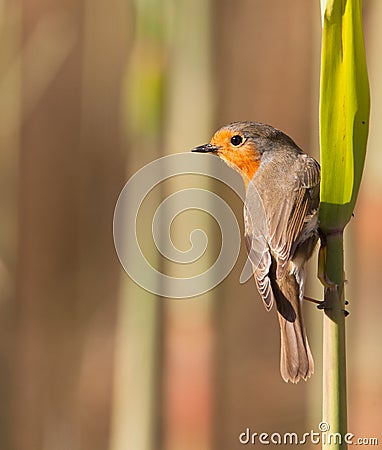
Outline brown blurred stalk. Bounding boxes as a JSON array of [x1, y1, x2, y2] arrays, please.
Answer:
[[0, 2, 22, 449], [109, 1, 165, 450], [161, 1, 215, 450], [12, 1, 128, 449]]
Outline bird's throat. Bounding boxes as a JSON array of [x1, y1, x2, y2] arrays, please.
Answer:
[[220, 154, 260, 188]]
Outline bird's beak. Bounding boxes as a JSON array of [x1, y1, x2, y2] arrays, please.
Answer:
[[191, 143, 220, 153]]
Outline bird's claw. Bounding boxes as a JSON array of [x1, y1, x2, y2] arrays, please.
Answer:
[[304, 296, 349, 317], [316, 301, 349, 317]]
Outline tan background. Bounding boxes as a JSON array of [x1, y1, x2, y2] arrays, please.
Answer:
[[0, 1, 381, 450]]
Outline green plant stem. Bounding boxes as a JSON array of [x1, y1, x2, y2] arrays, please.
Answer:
[[322, 232, 347, 450]]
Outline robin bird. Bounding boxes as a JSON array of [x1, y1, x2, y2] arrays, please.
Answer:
[[192, 121, 320, 383]]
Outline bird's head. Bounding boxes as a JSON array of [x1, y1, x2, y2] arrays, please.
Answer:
[[192, 121, 297, 186]]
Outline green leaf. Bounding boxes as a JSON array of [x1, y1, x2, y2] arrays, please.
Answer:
[[319, 0, 370, 233]]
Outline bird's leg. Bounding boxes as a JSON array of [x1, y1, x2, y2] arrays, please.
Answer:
[[303, 295, 322, 305], [304, 295, 330, 311]]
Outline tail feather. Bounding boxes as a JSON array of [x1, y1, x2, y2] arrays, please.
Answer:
[[274, 272, 314, 383]]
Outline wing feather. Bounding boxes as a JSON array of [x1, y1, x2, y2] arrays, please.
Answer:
[[244, 152, 320, 309]]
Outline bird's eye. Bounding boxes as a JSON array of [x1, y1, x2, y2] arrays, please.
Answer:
[[230, 135, 243, 146]]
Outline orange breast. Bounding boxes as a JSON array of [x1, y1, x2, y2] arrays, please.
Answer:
[[218, 149, 261, 187], [235, 156, 260, 186]]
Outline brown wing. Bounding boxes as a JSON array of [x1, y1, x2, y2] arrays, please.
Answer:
[[244, 184, 274, 309], [244, 153, 320, 309]]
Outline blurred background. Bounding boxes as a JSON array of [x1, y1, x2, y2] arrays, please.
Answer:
[[0, 1, 381, 449]]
